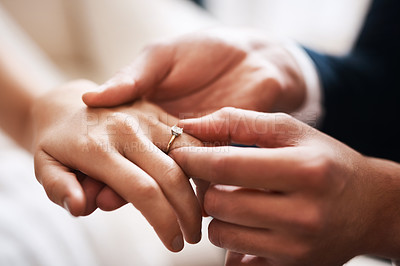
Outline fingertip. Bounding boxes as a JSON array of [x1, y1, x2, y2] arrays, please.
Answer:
[[81, 91, 98, 106], [82, 82, 138, 107], [171, 235, 184, 252], [181, 210, 203, 245], [79, 176, 104, 216], [81, 81, 117, 107], [64, 187, 86, 217], [187, 231, 202, 245]]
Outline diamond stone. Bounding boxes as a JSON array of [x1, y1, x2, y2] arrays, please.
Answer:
[[171, 125, 183, 136]]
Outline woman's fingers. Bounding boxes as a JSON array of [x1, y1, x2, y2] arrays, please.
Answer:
[[76, 172, 104, 216], [37, 137, 186, 252], [34, 150, 86, 216], [124, 133, 202, 244], [171, 146, 311, 191], [82, 43, 174, 107], [96, 186, 127, 211], [178, 107, 310, 148], [80, 151, 185, 252]]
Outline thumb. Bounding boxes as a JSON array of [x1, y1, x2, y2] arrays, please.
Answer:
[[178, 107, 303, 148], [83, 43, 174, 107], [34, 150, 86, 216]]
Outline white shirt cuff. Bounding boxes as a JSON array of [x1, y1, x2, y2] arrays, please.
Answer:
[[283, 41, 324, 127]]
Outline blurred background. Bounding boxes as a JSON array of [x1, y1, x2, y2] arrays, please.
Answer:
[[0, 0, 385, 265], [0, 0, 370, 83]]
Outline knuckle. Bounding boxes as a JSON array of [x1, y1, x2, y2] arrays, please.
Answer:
[[161, 164, 184, 187], [105, 113, 142, 148], [112, 113, 139, 136], [271, 112, 301, 141], [134, 181, 160, 200], [217, 107, 237, 119], [258, 74, 282, 91], [273, 112, 296, 129], [83, 134, 115, 158], [301, 151, 333, 188], [83, 134, 102, 151]]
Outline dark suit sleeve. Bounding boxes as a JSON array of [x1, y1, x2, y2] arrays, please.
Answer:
[[190, 0, 203, 7], [304, 0, 400, 162]]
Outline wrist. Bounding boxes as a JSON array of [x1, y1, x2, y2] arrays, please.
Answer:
[[361, 157, 400, 260], [272, 42, 307, 113], [238, 29, 306, 113], [29, 80, 95, 153], [24, 91, 45, 152]]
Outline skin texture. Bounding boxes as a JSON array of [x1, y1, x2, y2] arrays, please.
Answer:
[[31, 80, 204, 252], [80, 27, 400, 263], [82, 28, 306, 117], [0, 27, 204, 252], [169, 107, 400, 265]]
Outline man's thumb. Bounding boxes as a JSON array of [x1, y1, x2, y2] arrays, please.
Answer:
[[82, 74, 139, 107]]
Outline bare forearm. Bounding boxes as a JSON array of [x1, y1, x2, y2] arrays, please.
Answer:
[[0, 43, 56, 150], [0, 57, 39, 149]]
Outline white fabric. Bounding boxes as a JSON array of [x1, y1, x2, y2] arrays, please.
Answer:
[[203, 0, 371, 55], [0, 149, 99, 266], [284, 41, 323, 126]]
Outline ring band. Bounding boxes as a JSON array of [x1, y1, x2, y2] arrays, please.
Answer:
[[165, 125, 183, 154]]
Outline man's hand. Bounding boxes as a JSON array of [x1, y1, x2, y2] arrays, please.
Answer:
[[82, 28, 306, 116], [31, 80, 203, 252], [170, 107, 400, 265]]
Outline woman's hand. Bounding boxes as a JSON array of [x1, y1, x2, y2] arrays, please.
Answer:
[[170, 107, 400, 264], [31, 80, 203, 252], [82, 28, 306, 116]]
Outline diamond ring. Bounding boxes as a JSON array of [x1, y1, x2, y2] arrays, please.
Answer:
[[165, 125, 183, 154]]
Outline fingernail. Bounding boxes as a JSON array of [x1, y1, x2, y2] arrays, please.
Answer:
[[63, 197, 71, 214], [172, 235, 184, 252], [193, 231, 202, 243]]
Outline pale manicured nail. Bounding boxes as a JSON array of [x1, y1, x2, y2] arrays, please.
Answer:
[[172, 235, 184, 252], [63, 198, 71, 214]]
